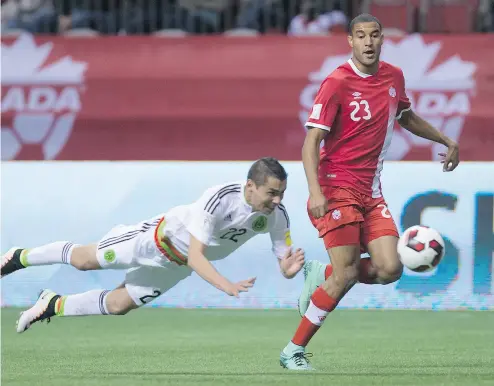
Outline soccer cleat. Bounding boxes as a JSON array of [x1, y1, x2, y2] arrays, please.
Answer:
[[1, 248, 26, 278], [280, 350, 314, 371], [16, 289, 59, 333], [298, 260, 327, 317]]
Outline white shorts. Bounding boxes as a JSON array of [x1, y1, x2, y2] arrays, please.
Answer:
[[96, 217, 192, 306]]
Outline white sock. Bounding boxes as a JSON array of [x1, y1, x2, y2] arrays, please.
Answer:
[[55, 289, 111, 316], [284, 340, 305, 354], [21, 242, 78, 267]]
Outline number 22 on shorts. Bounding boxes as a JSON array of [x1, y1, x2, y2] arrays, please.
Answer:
[[377, 204, 391, 218]]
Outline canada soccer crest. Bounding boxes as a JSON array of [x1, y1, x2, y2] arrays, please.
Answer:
[[1, 34, 87, 160]]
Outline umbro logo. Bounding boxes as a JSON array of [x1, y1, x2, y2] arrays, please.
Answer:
[[223, 214, 232, 222], [352, 92, 362, 99]]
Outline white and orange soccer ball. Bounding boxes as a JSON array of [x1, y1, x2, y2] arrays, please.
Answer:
[[397, 225, 446, 272]]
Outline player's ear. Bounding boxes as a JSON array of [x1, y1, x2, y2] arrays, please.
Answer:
[[347, 34, 353, 48]]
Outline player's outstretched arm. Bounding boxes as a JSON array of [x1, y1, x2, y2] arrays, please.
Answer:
[[278, 248, 305, 279], [302, 127, 329, 218], [270, 206, 303, 279], [398, 109, 460, 172], [187, 235, 255, 297]]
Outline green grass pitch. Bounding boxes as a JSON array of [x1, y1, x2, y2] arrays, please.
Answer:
[[2, 308, 494, 385]]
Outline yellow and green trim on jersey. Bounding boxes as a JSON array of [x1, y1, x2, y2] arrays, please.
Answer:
[[284, 231, 292, 247], [154, 217, 188, 266]]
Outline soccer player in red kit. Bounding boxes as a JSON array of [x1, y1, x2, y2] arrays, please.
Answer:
[[279, 13, 460, 370]]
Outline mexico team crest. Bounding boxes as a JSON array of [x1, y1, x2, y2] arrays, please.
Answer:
[[252, 216, 268, 232]]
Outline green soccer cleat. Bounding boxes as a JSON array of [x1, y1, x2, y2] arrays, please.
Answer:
[[298, 260, 327, 317], [16, 289, 59, 333], [280, 350, 314, 371]]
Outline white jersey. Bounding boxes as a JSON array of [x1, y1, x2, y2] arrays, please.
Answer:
[[159, 181, 292, 262], [95, 180, 292, 306]]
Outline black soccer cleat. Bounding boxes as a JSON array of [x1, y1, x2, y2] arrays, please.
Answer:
[[1, 248, 27, 278], [16, 290, 60, 333]]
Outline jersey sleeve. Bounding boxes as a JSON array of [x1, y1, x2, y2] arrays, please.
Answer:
[[305, 76, 341, 132], [395, 68, 412, 120], [186, 185, 238, 245], [270, 204, 292, 259]]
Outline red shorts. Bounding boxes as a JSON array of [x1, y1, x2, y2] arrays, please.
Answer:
[[308, 186, 399, 252]]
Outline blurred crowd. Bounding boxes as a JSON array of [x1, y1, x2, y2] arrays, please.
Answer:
[[1, 0, 493, 35]]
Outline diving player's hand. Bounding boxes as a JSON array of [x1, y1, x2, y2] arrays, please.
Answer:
[[308, 190, 328, 219], [224, 277, 256, 297], [280, 248, 305, 278]]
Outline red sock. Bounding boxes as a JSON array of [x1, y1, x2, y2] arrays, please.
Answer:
[[292, 287, 338, 347], [358, 257, 377, 284]]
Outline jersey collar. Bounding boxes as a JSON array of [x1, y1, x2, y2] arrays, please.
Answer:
[[348, 58, 377, 78]]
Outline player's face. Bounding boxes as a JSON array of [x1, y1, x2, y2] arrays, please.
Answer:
[[348, 22, 383, 69], [247, 177, 287, 214]]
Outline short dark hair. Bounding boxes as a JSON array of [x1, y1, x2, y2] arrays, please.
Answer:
[[247, 157, 288, 186], [348, 13, 382, 35]]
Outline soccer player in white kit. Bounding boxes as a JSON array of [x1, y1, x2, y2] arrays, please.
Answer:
[[1, 158, 305, 333]]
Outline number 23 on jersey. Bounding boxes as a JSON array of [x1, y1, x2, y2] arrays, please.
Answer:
[[349, 100, 372, 122]]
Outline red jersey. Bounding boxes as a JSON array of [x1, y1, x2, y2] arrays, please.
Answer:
[[305, 59, 411, 198]]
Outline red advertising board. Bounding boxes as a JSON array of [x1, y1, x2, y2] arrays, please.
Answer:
[[2, 33, 494, 161]]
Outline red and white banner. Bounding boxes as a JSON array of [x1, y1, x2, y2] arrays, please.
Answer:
[[2, 33, 494, 161]]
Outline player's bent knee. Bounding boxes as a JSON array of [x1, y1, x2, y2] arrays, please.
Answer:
[[108, 304, 134, 315], [72, 259, 94, 271], [105, 288, 139, 315], [106, 299, 136, 315], [377, 260, 403, 284], [71, 245, 100, 271]]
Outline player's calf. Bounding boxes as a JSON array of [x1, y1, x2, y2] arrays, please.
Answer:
[[321, 259, 359, 300], [16, 287, 139, 333], [1, 242, 101, 278], [282, 244, 360, 368], [53, 287, 138, 318]]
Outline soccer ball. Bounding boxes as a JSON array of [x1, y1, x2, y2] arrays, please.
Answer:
[[397, 225, 445, 272]]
